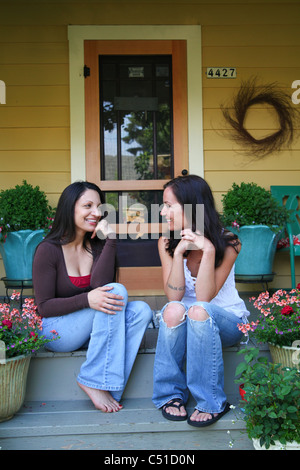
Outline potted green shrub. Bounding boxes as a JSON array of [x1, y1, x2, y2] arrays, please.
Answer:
[[0, 180, 54, 281], [235, 347, 300, 450], [221, 182, 290, 280]]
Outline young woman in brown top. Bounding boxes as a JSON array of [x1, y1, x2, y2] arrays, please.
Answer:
[[33, 181, 152, 413]]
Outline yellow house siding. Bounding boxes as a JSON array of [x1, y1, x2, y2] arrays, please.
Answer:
[[0, 0, 299, 293], [201, 18, 300, 290]]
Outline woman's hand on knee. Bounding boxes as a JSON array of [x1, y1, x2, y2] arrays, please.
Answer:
[[88, 286, 125, 314]]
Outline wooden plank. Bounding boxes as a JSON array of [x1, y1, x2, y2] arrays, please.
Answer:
[[0, 173, 69, 193], [0, 151, 70, 171], [205, 150, 300, 171], [99, 180, 167, 191], [202, 87, 297, 109], [0, 64, 69, 86], [205, 171, 300, 193], [0, 3, 299, 26], [0, 25, 67, 42], [202, 46, 300, 68], [202, 24, 300, 46], [118, 266, 163, 294], [0, 128, 70, 150], [0, 43, 68, 64], [0, 107, 69, 128], [5, 86, 69, 107]]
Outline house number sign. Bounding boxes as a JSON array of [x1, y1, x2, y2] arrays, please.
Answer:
[[206, 67, 237, 79]]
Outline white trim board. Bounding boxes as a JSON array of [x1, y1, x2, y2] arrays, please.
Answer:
[[68, 25, 203, 182]]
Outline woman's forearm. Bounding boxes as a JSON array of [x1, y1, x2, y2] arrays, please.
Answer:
[[165, 252, 186, 300], [195, 249, 217, 301]]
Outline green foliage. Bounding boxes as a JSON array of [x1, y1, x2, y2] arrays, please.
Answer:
[[235, 347, 300, 448], [0, 180, 55, 240], [221, 182, 290, 231]]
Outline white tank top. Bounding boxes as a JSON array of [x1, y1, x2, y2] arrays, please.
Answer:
[[182, 258, 249, 319]]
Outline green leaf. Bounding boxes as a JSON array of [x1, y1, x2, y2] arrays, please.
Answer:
[[235, 362, 247, 376], [287, 406, 298, 413]]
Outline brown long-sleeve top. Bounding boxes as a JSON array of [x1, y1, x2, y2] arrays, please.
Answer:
[[32, 238, 116, 318]]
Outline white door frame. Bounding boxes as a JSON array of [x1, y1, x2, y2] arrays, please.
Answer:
[[68, 25, 203, 182]]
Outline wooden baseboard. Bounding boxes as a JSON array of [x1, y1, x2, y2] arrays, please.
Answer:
[[118, 266, 164, 295]]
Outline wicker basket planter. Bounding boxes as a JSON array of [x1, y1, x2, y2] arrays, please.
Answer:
[[0, 355, 31, 422]]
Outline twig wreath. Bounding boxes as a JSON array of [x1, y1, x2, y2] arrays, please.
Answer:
[[221, 78, 300, 158]]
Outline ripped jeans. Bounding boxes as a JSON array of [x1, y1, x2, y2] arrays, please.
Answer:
[[152, 300, 244, 414]]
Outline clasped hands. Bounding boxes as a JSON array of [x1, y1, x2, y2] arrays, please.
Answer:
[[174, 228, 214, 254]]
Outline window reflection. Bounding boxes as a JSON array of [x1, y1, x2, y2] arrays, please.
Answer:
[[99, 56, 173, 181]]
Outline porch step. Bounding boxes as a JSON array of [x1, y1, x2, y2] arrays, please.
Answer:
[[23, 291, 269, 402], [0, 293, 265, 451], [24, 341, 265, 402], [0, 397, 253, 450]]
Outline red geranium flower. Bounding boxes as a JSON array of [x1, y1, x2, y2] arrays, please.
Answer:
[[2, 319, 12, 329], [29, 331, 38, 342], [281, 306, 294, 316]]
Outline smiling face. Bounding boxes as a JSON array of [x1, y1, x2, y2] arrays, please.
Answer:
[[161, 186, 186, 232], [74, 189, 102, 235]]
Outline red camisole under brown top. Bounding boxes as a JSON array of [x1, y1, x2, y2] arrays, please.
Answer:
[[69, 274, 91, 288]]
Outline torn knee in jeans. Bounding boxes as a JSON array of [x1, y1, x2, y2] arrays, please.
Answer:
[[163, 303, 186, 328], [188, 305, 209, 322]]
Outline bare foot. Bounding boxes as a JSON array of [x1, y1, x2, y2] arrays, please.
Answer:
[[189, 409, 218, 423], [162, 399, 187, 420], [77, 381, 122, 413]]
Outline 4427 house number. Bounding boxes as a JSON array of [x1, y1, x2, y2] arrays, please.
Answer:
[[206, 67, 236, 78]]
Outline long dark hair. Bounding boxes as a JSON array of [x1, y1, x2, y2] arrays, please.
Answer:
[[163, 175, 239, 267], [45, 181, 105, 253]]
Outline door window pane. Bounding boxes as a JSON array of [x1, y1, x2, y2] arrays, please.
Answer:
[[99, 55, 173, 181]]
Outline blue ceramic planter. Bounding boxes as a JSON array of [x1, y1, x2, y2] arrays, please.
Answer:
[[0, 230, 44, 280], [230, 225, 281, 277]]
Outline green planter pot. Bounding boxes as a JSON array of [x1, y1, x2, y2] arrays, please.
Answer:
[[0, 355, 31, 422], [230, 225, 281, 279], [0, 229, 44, 280]]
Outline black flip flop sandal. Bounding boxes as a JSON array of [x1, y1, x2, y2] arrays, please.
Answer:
[[161, 398, 187, 422], [187, 402, 231, 427]]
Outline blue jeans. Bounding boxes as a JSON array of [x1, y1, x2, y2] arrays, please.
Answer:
[[152, 300, 244, 414], [40, 283, 152, 401]]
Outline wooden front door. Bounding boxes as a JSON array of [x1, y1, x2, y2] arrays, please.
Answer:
[[84, 40, 188, 294]]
